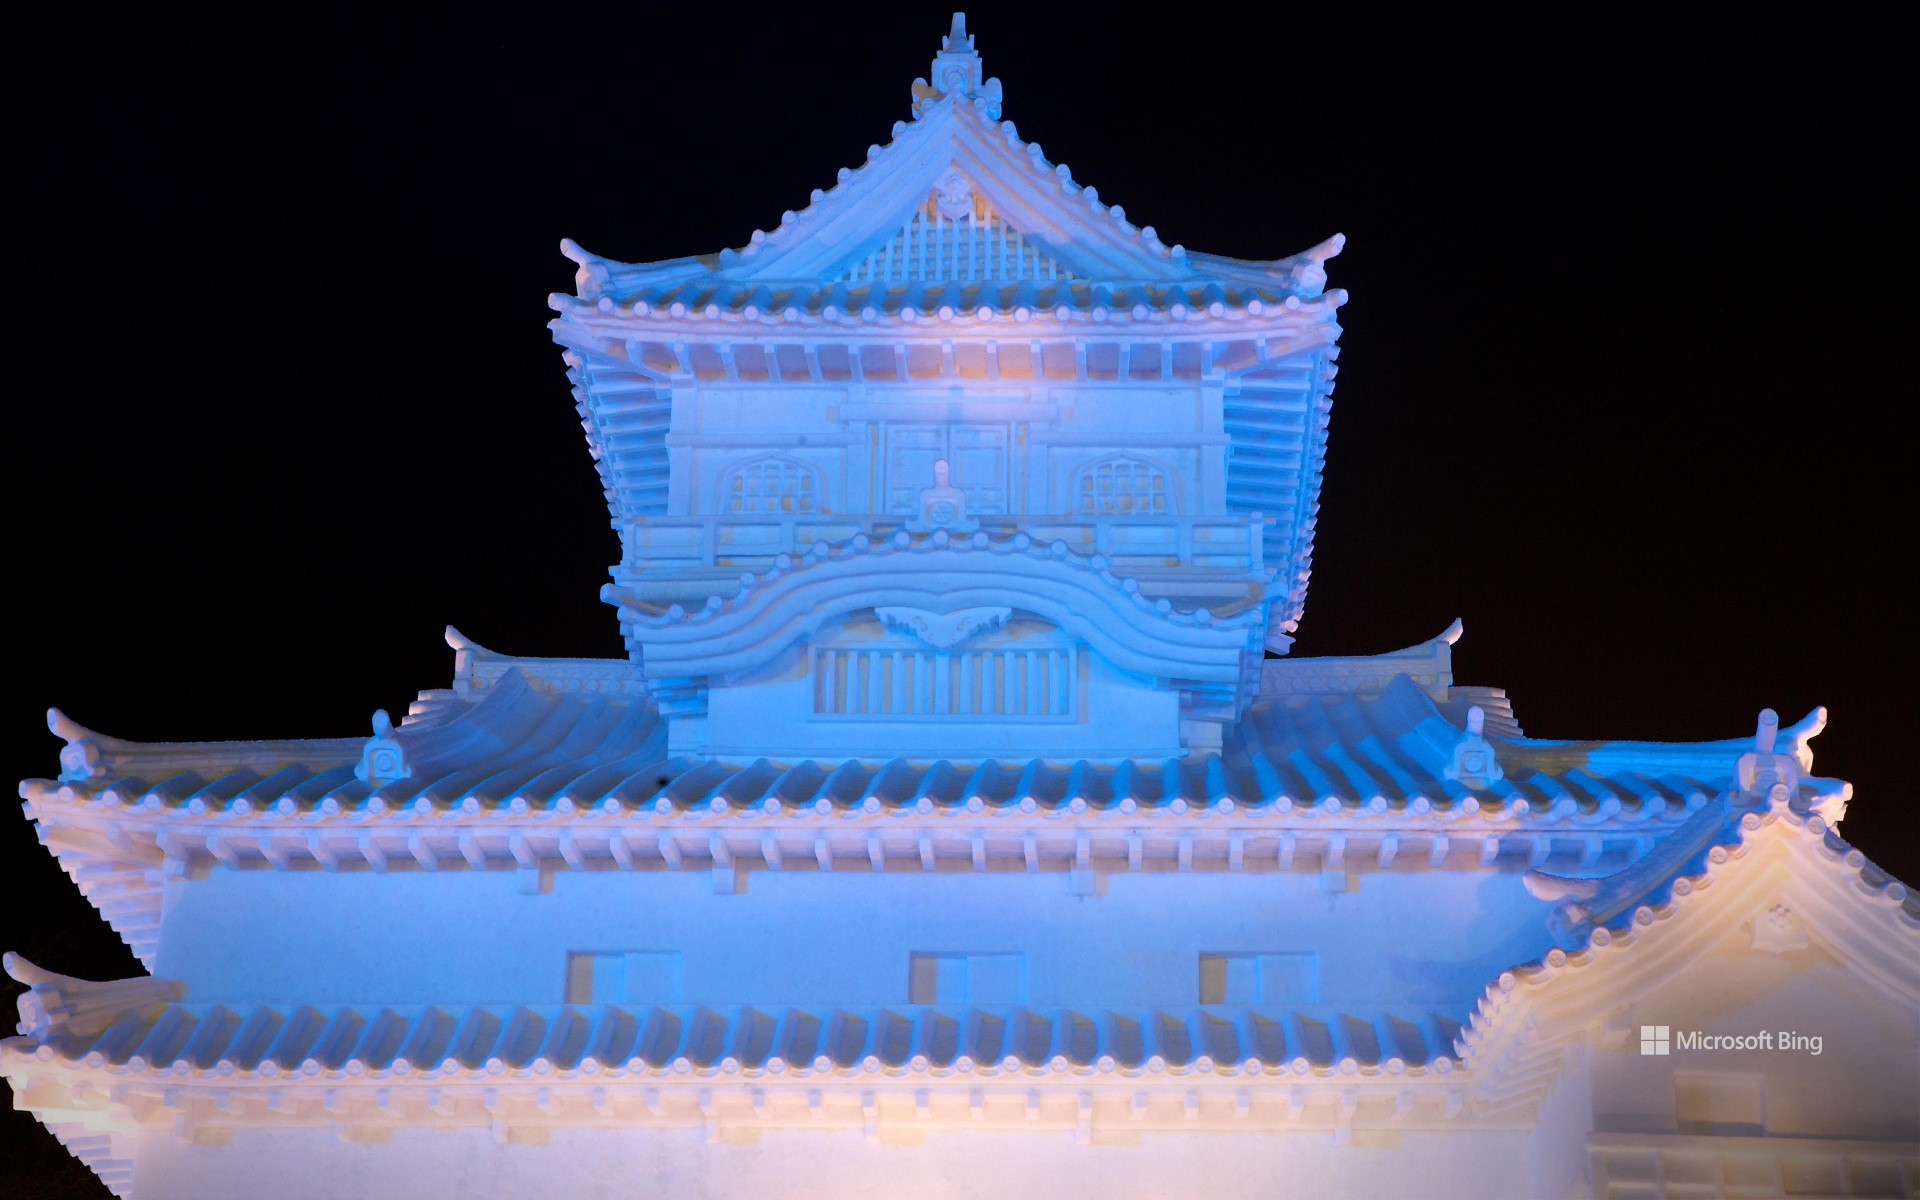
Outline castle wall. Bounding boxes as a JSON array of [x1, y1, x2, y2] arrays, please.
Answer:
[[153, 866, 1557, 1013], [666, 379, 1221, 522]]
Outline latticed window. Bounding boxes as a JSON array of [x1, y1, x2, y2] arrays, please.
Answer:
[[838, 190, 1074, 284], [724, 456, 819, 515], [1076, 457, 1171, 514]]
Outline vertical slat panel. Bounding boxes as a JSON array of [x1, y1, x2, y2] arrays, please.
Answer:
[[810, 642, 1078, 719]]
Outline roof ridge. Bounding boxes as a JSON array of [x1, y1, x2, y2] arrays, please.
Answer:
[[42, 706, 362, 787]]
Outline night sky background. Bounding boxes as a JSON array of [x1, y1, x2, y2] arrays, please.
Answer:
[[4, 6, 1910, 1193]]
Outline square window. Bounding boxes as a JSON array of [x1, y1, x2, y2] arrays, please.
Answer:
[[1199, 952, 1318, 1004], [910, 952, 1025, 1004], [1675, 1072, 1765, 1136], [565, 952, 622, 1004], [909, 953, 966, 1004], [565, 951, 682, 1004], [1199, 953, 1259, 1004]]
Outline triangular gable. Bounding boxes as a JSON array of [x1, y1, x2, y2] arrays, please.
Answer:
[[1493, 801, 1919, 1049], [1447, 796, 1919, 1120], [560, 19, 1343, 302], [719, 99, 1200, 285], [834, 168, 1083, 285]]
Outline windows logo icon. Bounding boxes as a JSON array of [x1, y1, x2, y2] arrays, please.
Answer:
[[1640, 1025, 1670, 1055]]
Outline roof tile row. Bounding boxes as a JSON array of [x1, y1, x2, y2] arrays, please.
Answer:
[[10, 1000, 1462, 1080], [557, 279, 1335, 325], [29, 675, 1772, 826]]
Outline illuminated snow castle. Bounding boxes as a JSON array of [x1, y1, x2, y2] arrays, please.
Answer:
[[10, 17, 1918, 1199]]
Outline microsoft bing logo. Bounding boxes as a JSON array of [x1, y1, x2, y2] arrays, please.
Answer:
[[1640, 1026, 1670, 1055]]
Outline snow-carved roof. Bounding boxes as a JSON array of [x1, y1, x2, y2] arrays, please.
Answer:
[[0, 971, 1460, 1081], [31, 634, 1808, 828], [555, 16, 1345, 323], [1452, 786, 1919, 1118], [9, 747, 1911, 1151], [0, 956, 1480, 1156], [23, 626, 1864, 970]]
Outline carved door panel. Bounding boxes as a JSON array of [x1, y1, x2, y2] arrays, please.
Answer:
[[949, 425, 1007, 514], [882, 423, 1010, 515], [884, 425, 947, 515]]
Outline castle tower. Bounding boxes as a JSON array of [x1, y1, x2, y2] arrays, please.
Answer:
[[550, 12, 1344, 762], [7, 17, 1915, 1200]]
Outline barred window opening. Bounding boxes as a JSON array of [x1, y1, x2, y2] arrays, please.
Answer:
[[723, 456, 820, 515], [1075, 457, 1172, 515]]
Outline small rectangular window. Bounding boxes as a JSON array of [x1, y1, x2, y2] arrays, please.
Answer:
[[909, 952, 1025, 1004], [1198, 952, 1318, 1004], [1198, 953, 1256, 1004], [565, 951, 683, 1004], [1675, 1072, 1765, 1137]]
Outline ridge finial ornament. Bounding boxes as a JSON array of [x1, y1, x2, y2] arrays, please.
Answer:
[[4, 952, 182, 1041], [357, 708, 410, 786], [1735, 707, 1800, 806], [1283, 233, 1347, 294], [47, 707, 103, 782], [1443, 704, 1504, 789], [911, 13, 1004, 120]]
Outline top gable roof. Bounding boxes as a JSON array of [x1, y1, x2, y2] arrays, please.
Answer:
[[703, 100, 1218, 286], [560, 17, 1342, 310]]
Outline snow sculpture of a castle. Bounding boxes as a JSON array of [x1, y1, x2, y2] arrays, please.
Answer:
[[8, 16, 1917, 1199]]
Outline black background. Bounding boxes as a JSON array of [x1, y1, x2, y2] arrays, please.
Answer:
[[4, 5, 1910, 1193]]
